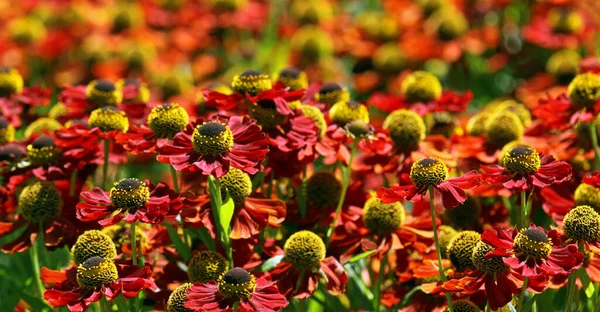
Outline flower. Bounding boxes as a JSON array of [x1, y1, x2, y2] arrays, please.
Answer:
[[562, 205, 600, 244], [88, 106, 129, 134], [267, 231, 348, 299], [382, 109, 426, 154], [329, 100, 369, 126], [484, 111, 524, 148], [188, 250, 229, 283], [167, 283, 194, 312], [378, 158, 480, 209], [315, 82, 350, 107], [401, 71, 443, 103], [567, 72, 600, 108], [232, 70, 272, 96], [0, 67, 24, 97], [85, 80, 123, 108], [76, 178, 182, 226], [480, 145, 572, 190], [157, 116, 269, 178], [274, 67, 308, 91], [71, 230, 118, 265], [185, 267, 288, 312], [447, 230, 480, 271], [0, 117, 15, 144], [42, 257, 156, 312], [482, 226, 583, 280]]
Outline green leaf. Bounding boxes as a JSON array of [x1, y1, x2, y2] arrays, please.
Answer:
[[577, 268, 594, 298], [163, 221, 191, 261], [399, 286, 421, 308], [219, 196, 235, 236], [347, 250, 376, 263], [260, 255, 284, 272], [19, 289, 51, 311], [251, 171, 265, 192]]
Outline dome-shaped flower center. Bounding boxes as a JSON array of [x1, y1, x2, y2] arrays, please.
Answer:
[[300, 105, 327, 138], [373, 43, 405, 74], [0, 117, 15, 144], [345, 119, 374, 139], [147, 103, 189, 138], [447, 230, 480, 271], [563, 205, 600, 243], [277, 67, 308, 91], [0, 144, 24, 162], [217, 268, 257, 301], [484, 111, 524, 148], [232, 70, 272, 96], [548, 8, 583, 34], [72, 230, 118, 265], [497, 100, 531, 127], [167, 283, 194, 312], [249, 99, 288, 128], [383, 109, 426, 153], [363, 197, 405, 235], [0, 67, 24, 97], [547, 50, 581, 85], [218, 168, 252, 208], [514, 227, 552, 259], [102, 224, 148, 253], [188, 250, 229, 283], [568, 73, 600, 109], [401, 71, 442, 103], [306, 172, 342, 208], [19, 181, 62, 223], [410, 158, 448, 189], [472, 241, 507, 274], [316, 82, 350, 107], [574, 183, 600, 210], [284, 230, 326, 269], [443, 299, 479, 312], [466, 112, 490, 136], [88, 106, 129, 133], [502, 145, 541, 175], [24, 117, 62, 139], [191, 121, 234, 155], [329, 100, 370, 127], [438, 225, 458, 259], [27, 135, 61, 166], [435, 9, 468, 41], [76, 256, 119, 288], [109, 178, 150, 210], [86, 79, 122, 107]]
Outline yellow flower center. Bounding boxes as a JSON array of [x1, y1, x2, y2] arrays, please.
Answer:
[[27, 135, 62, 165], [76, 256, 119, 288], [466, 112, 490, 136], [315, 82, 350, 107], [410, 158, 448, 189], [568, 73, 600, 109], [472, 241, 507, 274], [85, 79, 123, 108], [0, 117, 15, 144], [484, 111, 524, 148], [563, 205, 600, 243], [443, 299, 479, 312], [0, 67, 24, 97], [147, 103, 189, 138], [249, 99, 289, 128], [329, 100, 370, 127], [284, 230, 326, 269], [191, 121, 234, 155], [276, 67, 308, 91], [109, 178, 150, 210], [513, 227, 552, 259], [24, 117, 62, 139], [88, 106, 129, 133], [363, 197, 405, 235], [300, 105, 327, 138], [383, 109, 426, 153], [19, 181, 62, 223], [72, 230, 118, 266], [574, 183, 600, 210], [438, 225, 458, 259], [547, 50, 581, 85], [217, 268, 257, 301], [188, 250, 229, 283], [218, 168, 252, 208], [306, 172, 342, 209], [232, 70, 272, 96], [401, 71, 442, 103], [102, 224, 148, 253], [502, 145, 541, 175], [548, 7, 584, 34], [447, 230, 480, 271], [167, 283, 194, 312]]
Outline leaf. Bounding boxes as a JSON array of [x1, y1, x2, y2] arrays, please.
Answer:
[[260, 255, 284, 272], [398, 286, 421, 308], [219, 195, 235, 236], [577, 268, 594, 298], [347, 250, 376, 263], [521, 295, 538, 312], [163, 221, 191, 261], [19, 289, 51, 311], [298, 177, 307, 219]]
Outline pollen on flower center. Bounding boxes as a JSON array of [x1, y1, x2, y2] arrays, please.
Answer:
[[502, 145, 541, 175], [514, 228, 552, 259], [447, 230, 480, 271], [401, 71, 442, 103], [71, 230, 118, 265], [27, 135, 62, 165], [86, 79, 123, 107], [188, 250, 229, 283], [472, 241, 507, 274], [316, 82, 350, 107], [76, 256, 119, 288], [19, 181, 62, 223], [485, 111, 524, 148], [383, 109, 426, 153], [249, 99, 288, 128], [567, 73, 600, 108], [284, 230, 326, 269], [218, 168, 252, 208], [574, 183, 600, 210], [443, 299, 479, 312], [306, 172, 342, 208], [547, 8, 584, 34], [363, 197, 405, 235], [191, 121, 234, 155], [329, 100, 370, 126], [109, 178, 150, 210], [147, 103, 189, 138], [300, 105, 327, 138], [438, 225, 458, 259], [167, 283, 194, 312], [0, 144, 24, 162], [232, 69, 272, 96], [24, 117, 62, 139], [217, 268, 257, 301], [410, 158, 448, 189], [563, 205, 600, 243], [88, 106, 129, 133], [0, 117, 15, 144], [276, 67, 308, 91], [0, 67, 24, 97]]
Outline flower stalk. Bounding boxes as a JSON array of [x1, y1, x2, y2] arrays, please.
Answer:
[[429, 186, 454, 312], [102, 139, 110, 189]]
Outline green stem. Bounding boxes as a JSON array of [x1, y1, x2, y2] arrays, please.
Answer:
[[589, 121, 600, 170], [114, 294, 129, 312], [325, 140, 358, 247], [521, 191, 527, 229], [429, 186, 453, 312], [233, 301, 239, 312], [102, 139, 110, 189], [30, 226, 45, 298], [69, 170, 77, 197], [517, 277, 528, 312], [565, 271, 577, 312], [164, 220, 191, 260], [99, 297, 111, 312], [131, 222, 138, 266], [208, 175, 233, 267], [299, 167, 307, 219], [373, 255, 388, 311], [170, 165, 179, 193]]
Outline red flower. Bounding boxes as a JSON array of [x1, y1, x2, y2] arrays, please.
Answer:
[[481, 226, 583, 279], [116, 124, 166, 155], [367, 90, 471, 114], [157, 116, 269, 178], [352, 132, 401, 174], [42, 261, 156, 312], [378, 158, 480, 209], [76, 179, 182, 226], [185, 269, 288, 312], [480, 146, 572, 190], [532, 92, 598, 131]]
